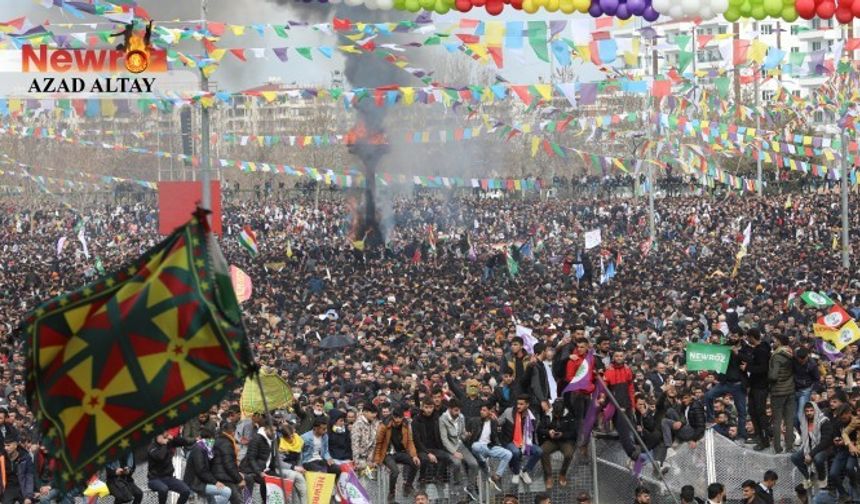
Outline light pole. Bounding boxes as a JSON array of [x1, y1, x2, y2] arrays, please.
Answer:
[[200, 0, 211, 212], [842, 129, 849, 270]]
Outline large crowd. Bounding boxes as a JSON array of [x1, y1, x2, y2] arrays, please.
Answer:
[[3, 186, 860, 504]]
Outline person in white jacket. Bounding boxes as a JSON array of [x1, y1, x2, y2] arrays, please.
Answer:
[[438, 398, 480, 499]]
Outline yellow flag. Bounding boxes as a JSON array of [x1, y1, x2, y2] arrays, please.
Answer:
[[820, 319, 860, 351], [304, 472, 336, 503], [531, 136, 540, 157]]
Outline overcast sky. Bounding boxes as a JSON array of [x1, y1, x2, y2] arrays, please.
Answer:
[[0, 0, 601, 92]]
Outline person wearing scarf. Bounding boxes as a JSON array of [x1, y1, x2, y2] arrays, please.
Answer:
[[183, 427, 232, 504], [211, 422, 245, 504], [499, 394, 543, 486]]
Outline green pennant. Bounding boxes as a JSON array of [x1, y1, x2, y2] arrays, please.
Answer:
[[296, 47, 313, 60], [789, 51, 806, 68], [678, 50, 693, 73], [272, 25, 289, 39], [715, 76, 731, 99], [423, 35, 441, 45], [527, 21, 549, 63], [674, 34, 692, 51]]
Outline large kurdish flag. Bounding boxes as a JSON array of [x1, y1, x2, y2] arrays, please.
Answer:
[[22, 211, 253, 487]]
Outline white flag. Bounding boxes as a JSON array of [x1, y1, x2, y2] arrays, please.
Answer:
[[584, 229, 602, 250], [77, 226, 90, 259], [515, 325, 538, 354], [56, 236, 67, 257], [742, 222, 752, 248]]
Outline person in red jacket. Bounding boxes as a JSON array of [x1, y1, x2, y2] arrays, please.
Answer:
[[603, 351, 641, 462]]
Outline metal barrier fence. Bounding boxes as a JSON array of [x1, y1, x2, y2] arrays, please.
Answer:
[[86, 428, 817, 503]]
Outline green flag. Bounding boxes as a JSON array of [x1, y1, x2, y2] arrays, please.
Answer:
[[507, 253, 519, 277], [95, 257, 105, 275], [801, 291, 835, 308], [240, 368, 293, 416], [685, 342, 731, 373]]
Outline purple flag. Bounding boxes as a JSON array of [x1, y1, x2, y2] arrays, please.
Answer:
[[577, 380, 603, 445], [579, 83, 598, 106], [549, 21, 567, 38], [337, 468, 371, 504], [817, 339, 843, 362], [273, 47, 289, 62]]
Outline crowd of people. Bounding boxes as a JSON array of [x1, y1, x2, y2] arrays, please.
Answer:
[[2, 185, 860, 503]]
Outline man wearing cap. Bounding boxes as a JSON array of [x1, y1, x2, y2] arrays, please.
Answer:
[[1, 430, 34, 504]]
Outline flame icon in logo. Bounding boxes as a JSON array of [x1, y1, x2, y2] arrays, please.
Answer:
[[112, 20, 153, 74], [125, 34, 148, 74]]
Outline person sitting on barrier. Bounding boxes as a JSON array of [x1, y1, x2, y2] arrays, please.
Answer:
[[706, 482, 726, 504], [539, 399, 576, 488], [500, 394, 543, 486], [467, 402, 511, 492], [104, 451, 143, 504], [704, 331, 750, 442], [212, 422, 246, 504], [741, 480, 766, 504], [712, 411, 732, 439], [661, 388, 705, 451], [791, 402, 833, 490], [272, 421, 308, 504], [755, 470, 777, 504], [327, 409, 353, 467], [412, 396, 451, 488], [829, 404, 860, 502], [241, 422, 277, 503], [146, 430, 193, 504], [299, 418, 337, 474], [633, 393, 669, 475], [439, 398, 480, 499], [372, 407, 420, 502], [351, 404, 380, 473], [182, 426, 232, 504]]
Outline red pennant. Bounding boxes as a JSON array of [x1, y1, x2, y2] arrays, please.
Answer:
[[332, 18, 351, 32], [229, 49, 246, 62]]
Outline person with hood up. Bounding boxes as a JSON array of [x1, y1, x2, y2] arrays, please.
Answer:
[[327, 409, 353, 466], [768, 335, 796, 454], [791, 402, 832, 489]]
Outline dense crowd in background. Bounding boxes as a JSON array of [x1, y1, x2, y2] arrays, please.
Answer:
[[3, 185, 860, 503]]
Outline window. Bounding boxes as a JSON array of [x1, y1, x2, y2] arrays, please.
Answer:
[[791, 46, 800, 53], [791, 25, 801, 35], [814, 110, 824, 122], [812, 41, 822, 51], [792, 90, 801, 97], [762, 90, 775, 101], [718, 26, 727, 34], [760, 24, 773, 35]]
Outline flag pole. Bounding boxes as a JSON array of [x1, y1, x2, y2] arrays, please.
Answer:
[[242, 321, 292, 498], [594, 375, 680, 504]]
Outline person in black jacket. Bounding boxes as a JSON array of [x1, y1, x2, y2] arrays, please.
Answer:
[[211, 422, 246, 504], [445, 373, 483, 420], [327, 409, 353, 465], [743, 329, 771, 451], [793, 347, 820, 427], [146, 431, 192, 504], [539, 400, 576, 488], [522, 343, 554, 414], [703, 332, 750, 440], [661, 389, 706, 449], [240, 423, 273, 504], [105, 452, 142, 504], [467, 403, 512, 491], [413, 397, 451, 485], [182, 427, 232, 504]]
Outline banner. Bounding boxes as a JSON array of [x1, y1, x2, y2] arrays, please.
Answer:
[[229, 265, 253, 303], [584, 229, 602, 250], [514, 325, 537, 354], [305, 472, 336, 504], [801, 291, 835, 308], [264, 474, 294, 504], [336, 469, 372, 504], [685, 342, 731, 373]]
